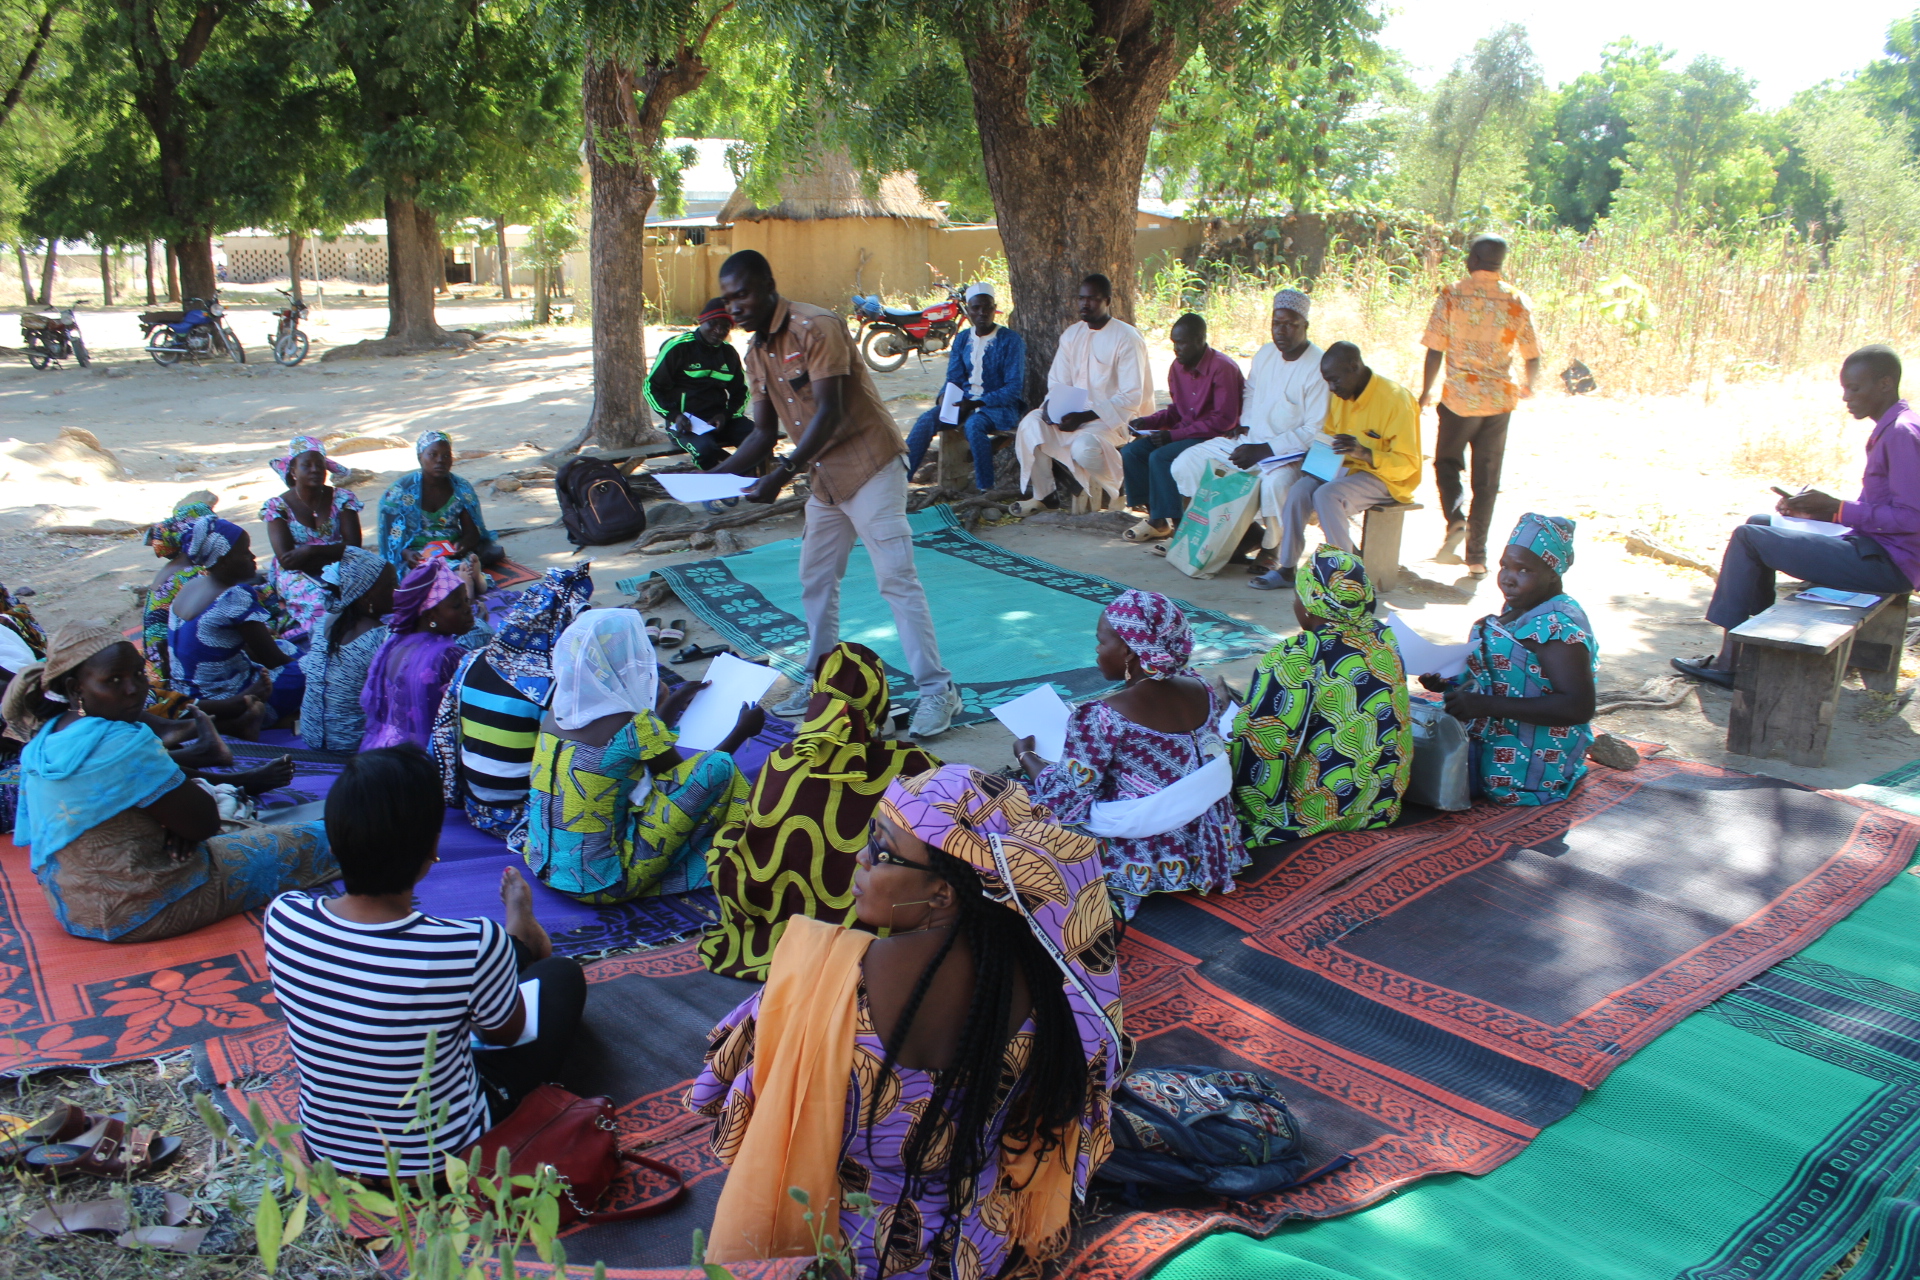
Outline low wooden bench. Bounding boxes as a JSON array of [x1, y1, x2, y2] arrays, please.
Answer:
[[1360, 501, 1423, 592], [1726, 590, 1910, 766]]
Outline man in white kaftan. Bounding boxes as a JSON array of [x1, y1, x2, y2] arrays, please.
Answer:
[[1014, 273, 1154, 508], [1168, 290, 1329, 571]]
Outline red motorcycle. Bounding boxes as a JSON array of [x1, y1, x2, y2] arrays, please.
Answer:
[[848, 284, 964, 373]]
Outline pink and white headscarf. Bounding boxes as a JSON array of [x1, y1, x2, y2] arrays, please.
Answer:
[[387, 557, 463, 633], [1102, 588, 1192, 679]]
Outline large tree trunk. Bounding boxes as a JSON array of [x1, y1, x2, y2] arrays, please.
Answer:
[[173, 234, 216, 302], [288, 230, 303, 304], [144, 240, 157, 305], [16, 244, 33, 305], [165, 243, 179, 302], [495, 217, 512, 300], [325, 193, 468, 359], [37, 243, 55, 305], [99, 247, 113, 306], [962, 17, 1190, 406], [576, 44, 710, 452]]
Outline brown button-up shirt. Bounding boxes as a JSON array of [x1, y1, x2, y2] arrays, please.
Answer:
[[746, 297, 904, 505]]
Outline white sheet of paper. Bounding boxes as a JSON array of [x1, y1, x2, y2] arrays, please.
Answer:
[[684, 412, 717, 436], [1045, 386, 1090, 420], [1301, 441, 1345, 483], [675, 652, 781, 750], [938, 381, 967, 425], [1386, 611, 1471, 679], [1216, 701, 1242, 739], [1771, 513, 1852, 537], [1794, 587, 1883, 608], [991, 685, 1071, 762], [656, 472, 756, 504], [472, 978, 540, 1050]]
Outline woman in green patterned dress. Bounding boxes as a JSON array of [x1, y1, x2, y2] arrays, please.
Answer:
[[1230, 544, 1413, 843]]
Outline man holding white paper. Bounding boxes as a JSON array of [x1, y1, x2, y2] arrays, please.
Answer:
[[1013, 273, 1154, 510], [712, 250, 960, 738], [1675, 346, 1920, 689], [648, 298, 756, 469], [904, 283, 1027, 492], [1262, 342, 1421, 590], [1169, 289, 1328, 574]]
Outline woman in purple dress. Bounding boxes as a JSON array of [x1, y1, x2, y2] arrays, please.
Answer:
[[260, 436, 363, 637], [360, 558, 474, 750], [690, 765, 1120, 1280], [1018, 589, 1247, 916]]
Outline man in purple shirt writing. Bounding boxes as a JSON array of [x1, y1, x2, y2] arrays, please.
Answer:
[[1119, 313, 1246, 542], [1674, 345, 1919, 689]]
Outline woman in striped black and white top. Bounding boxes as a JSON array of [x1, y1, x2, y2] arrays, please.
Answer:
[[263, 744, 585, 1177]]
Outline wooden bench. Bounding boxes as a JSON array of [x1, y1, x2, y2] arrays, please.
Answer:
[[1360, 501, 1423, 592], [1726, 590, 1910, 766]]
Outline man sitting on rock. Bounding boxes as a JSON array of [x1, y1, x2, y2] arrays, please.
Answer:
[[1673, 345, 1920, 688]]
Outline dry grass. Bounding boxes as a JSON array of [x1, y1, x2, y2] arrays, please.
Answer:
[[0, 1059, 375, 1279], [1142, 221, 1920, 401]]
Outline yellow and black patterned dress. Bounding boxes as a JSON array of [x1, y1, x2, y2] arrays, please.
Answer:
[[698, 643, 939, 980], [1230, 545, 1413, 843]]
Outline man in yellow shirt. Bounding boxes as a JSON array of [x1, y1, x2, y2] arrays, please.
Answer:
[[1256, 341, 1421, 590]]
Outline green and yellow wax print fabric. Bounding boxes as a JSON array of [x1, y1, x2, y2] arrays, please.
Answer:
[[699, 643, 940, 980], [1231, 546, 1413, 843], [516, 711, 751, 906]]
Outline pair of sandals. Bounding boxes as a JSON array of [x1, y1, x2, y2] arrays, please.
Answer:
[[27, 1185, 243, 1255], [3, 1102, 184, 1180], [644, 617, 688, 646], [671, 643, 733, 664]]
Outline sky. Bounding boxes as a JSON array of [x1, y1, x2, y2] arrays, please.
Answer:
[[1381, 0, 1914, 108]]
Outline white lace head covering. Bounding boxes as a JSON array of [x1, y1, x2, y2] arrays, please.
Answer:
[[964, 282, 994, 302], [550, 609, 658, 731]]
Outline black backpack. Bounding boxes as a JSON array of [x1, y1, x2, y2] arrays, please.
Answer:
[[1094, 1066, 1341, 1200], [556, 456, 646, 546]]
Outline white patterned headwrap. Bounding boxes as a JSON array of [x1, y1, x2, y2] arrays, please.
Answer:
[[964, 282, 995, 302], [1272, 289, 1311, 319]]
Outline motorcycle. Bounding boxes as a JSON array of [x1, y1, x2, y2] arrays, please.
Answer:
[[19, 309, 88, 369], [140, 296, 246, 366], [848, 283, 964, 374], [269, 289, 311, 366]]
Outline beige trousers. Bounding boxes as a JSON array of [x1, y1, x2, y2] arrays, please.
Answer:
[[1013, 410, 1128, 507]]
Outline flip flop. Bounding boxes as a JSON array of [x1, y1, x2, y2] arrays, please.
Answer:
[[117, 1209, 247, 1256], [29, 1188, 190, 1238], [644, 616, 663, 640], [0, 1102, 92, 1167], [1122, 520, 1172, 542], [658, 619, 688, 645], [672, 643, 732, 664]]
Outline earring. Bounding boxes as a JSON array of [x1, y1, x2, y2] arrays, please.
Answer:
[[74, 697, 87, 718], [427, 620, 437, 631]]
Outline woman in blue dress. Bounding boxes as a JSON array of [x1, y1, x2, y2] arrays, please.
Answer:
[[167, 517, 305, 740], [376, 430, 504, 572], [1418, 513, 1598, 806]]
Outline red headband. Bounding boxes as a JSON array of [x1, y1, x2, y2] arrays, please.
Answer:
[[696, 307, 730, 325]]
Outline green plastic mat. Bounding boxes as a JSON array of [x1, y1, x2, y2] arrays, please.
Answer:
[[1842, 758, 1920, 820], [627, 505, 1281, 723], [1147, 863, 1920, 1280]]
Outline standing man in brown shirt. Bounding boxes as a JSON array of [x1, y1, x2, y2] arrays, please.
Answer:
[[709, 250, 960, 738]]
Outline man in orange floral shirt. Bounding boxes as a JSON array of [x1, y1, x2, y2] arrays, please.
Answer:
[[1419, 235, 1541, 577]]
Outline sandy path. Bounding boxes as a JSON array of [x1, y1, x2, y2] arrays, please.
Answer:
[[1, 304, 1908, 793]]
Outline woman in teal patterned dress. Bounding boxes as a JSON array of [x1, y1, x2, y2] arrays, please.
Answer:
[[375, 431, 503, 572], [1418, 513, 1598, 806], [1231, 544, 1413, 842]]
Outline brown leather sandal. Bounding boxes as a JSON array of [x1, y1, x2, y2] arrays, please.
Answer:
[[28, 1188, 190, 1237], [25, 1114, 183, 1179]]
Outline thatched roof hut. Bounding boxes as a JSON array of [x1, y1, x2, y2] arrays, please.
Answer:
[[717, 152, 941, 224]]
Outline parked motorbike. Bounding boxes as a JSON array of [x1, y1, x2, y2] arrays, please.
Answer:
[[269, 289, 311, 365], [19, 309, 88, 369], [848, 283, 964, 373], [140, 296, 245, 366]]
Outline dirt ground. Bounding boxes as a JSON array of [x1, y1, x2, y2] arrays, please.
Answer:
[[1, 291, 1909, 794]]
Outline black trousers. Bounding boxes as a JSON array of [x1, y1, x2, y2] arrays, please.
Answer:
[[1432, 404, 1512, 563], [671, 414, 757, 470], [477, 941, 587, 1117]]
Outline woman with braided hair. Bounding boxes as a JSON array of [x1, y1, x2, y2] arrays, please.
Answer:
[[690, 764, 1120, 1280]]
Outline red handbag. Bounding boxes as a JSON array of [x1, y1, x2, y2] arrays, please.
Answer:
[[467, 1084, 685, 1226]]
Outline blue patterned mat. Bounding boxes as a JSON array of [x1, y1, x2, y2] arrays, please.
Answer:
[[631, 505, 1282, 724]]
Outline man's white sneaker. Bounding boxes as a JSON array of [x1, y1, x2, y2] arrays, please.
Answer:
[[770, 685, 813, 719], [908, 686, 963, 739]]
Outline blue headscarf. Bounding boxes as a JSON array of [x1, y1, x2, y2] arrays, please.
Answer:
[[17, 719, 184, 869], [183, 516, 248, 568], [1508, 513, 1575, 573]]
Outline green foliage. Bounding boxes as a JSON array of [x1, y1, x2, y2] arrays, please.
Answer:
[[1524, 39, 1668, 231], [1391, 22, 1543, 223], [1790, 85, 1920, 246], [1611, 54, 1761, 228], [1858, 10, 1920, 156], [1149, 39, 1407, 216]]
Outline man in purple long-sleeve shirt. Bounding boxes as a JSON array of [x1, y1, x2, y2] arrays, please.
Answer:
[[1119, 313, 1246, 539], [1674, 345, 1919, 688]]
